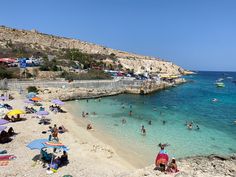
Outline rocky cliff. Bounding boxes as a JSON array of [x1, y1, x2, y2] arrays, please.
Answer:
[[0, 25, 187, 75]]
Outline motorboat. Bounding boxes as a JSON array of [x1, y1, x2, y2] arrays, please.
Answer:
[[215, 82, 225, 87]]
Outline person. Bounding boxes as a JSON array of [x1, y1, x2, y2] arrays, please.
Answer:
[[166, 158, 178, 173], [162, 120, 166, 125], [196, 124, 200, 130], [82, 112, 85, 118], [87, 124, 93, 130], [187, 123, 193, 130], [52, 124, 59, 141], [148, 120, 152, 125], [155, 144, 169, 172], [58, 125, 68, 133], [141, 125, 146, 135], [122, 119, 126, 124], [86, 99, 89, 103], [60, 151, 68, 165], [129, 110, 132, 116]]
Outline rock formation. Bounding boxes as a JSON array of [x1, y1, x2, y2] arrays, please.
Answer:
[[0, 25, 189, 75]]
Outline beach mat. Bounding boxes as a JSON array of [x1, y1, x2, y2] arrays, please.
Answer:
[[0, 160, 9, 166], [0, 155, 16, 161]]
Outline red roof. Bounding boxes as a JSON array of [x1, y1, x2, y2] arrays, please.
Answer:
[[0, 58, 16, 63]]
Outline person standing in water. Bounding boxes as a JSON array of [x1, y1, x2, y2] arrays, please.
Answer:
[[141, 125, 146, 135]]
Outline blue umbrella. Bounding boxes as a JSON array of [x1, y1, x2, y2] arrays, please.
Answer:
[[51, 99, 64, 105], [0, 96, 7, 101], [36, 111, 49, 116], [27, 139, 68, 150], [0, 125, 7, 132], [27, 139, 48, 150], [27, 92, 37, 99], [0, 119, 9, 125]]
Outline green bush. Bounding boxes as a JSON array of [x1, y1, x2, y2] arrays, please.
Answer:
[[27, 86, 39, 93], [61, 69, 112, 80], [0, 65, 13, 79]]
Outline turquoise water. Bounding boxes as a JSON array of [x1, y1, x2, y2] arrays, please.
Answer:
[[67, 71, 236, 165]]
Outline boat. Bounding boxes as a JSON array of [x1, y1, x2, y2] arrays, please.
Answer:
[[217, 78, 224, 82], [215, 82, 225, 87]]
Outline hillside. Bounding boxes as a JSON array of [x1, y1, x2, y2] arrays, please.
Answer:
[[0, 25, 187, 75]]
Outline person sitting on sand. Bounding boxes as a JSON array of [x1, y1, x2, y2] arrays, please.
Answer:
[[58, 125, 68, 133], [166, 158, 179, 173], [60, 151, 68, 165], [87, 124, 93, 130], [141, 125, 146, 135], [82, 111, 85, 117]]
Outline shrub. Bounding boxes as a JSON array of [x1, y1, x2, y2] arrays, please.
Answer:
[[27, 86, 39, 93], [60, 69, 112, 80], [0, 65, 13, 79]]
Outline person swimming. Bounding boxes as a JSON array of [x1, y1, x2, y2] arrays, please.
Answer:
[[148, 120, 152, 125], [196, 124, 200, 130], [122, 119, 127, 124], [187, 123, 193, 130], [162, 120, 166, 125]]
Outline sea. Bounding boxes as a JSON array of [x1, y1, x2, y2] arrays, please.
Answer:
[[66, 71, 236, 166]]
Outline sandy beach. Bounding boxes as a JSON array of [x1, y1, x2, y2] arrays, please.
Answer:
[[0, 91, 236, 177]]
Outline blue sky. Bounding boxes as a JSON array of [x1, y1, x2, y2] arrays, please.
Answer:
[[1, 0, 236, 71]]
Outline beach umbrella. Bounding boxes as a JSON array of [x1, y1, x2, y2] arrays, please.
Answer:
[[24, 100, 34, 104], [0, 125, 7, 132], [51, 99, 64, 105], [0, 96, 7, 101], [27, 139, 49, 150], [36, 111, 49, 116], [27, 139, 67, 150], [31, 97, 42, 102], [0, 119, 9, 125], [7, 109, 25, 116], [27, 92, 37, 99]]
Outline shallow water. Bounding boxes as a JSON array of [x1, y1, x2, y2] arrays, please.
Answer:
[[67, 71, 236, 166]]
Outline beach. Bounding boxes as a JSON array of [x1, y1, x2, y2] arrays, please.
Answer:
[[0, 88, 236, 177]]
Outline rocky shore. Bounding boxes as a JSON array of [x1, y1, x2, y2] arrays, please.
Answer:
[[36, 78, 186, 101], [128, 154, 236, 177]]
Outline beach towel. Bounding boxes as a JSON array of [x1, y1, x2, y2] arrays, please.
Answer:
[[0, 155, 16, 161], [45, 142, 64, 147], [0, 160, 9, 166]]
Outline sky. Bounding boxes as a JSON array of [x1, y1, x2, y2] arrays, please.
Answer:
[[1, 0, 236, 71]]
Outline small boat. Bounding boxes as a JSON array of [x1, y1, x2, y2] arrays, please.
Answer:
[[212, 98, 218, 102], [215, 82, 225, 87], [217, 78, 224, 82]]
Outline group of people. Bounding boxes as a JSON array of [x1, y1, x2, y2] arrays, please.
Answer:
[[155, 144, 179, 173], [49, 105, 66, 113], [185, 121, 200, 130], [25, 106, 37, 114], [49, 150, 69, 171]]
